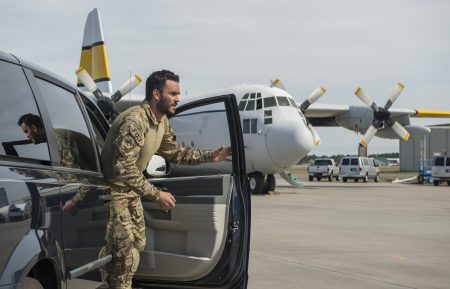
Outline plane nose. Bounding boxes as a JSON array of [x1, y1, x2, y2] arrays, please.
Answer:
[[265, 121, 314, 168]]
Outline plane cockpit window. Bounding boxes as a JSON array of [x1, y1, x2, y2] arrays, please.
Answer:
[[242, 93, 249, 100], [288, 98, 297, 108], [277, 96, 291, 106], [250, 93, 256, 99], [256, 98, 262, 110], [245, 100, 255, 111], [263, 96, 277, 108], [238, 101, 246, 111]]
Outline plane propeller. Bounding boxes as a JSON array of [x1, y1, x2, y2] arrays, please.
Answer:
[[75, 67, 142, 120], [354, 82, 410, 147], [271, 79, 326, 145]]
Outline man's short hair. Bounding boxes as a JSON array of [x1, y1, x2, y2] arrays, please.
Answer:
[[145, 70, 179, 100], [17, 113, 43, 128]]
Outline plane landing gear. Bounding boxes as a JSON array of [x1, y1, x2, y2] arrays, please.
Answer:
[[248, 173, 276, 194]]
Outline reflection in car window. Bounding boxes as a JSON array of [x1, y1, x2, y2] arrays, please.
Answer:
[[263, 96, 277, 108], [0, 61, 50, 162], [36, 78, 97, 171]]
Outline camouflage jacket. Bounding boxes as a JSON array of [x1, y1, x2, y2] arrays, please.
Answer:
[[100, 100, 212, 200]]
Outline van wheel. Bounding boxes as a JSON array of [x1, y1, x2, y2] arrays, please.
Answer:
[[354, 178, 358, 182], [363, 174, 368, 183], [317, 177, 321, 181], [309, 176, 313, 181], [335, 175, 340, 181], [17, 277, 44, 289], [433, 180, 439, 186], [328, 174, 333, 182], [374, 173, 380, 182], [343, 178, 347, 182], [447, 181, 450, 186], [249, 172, 265, 194]]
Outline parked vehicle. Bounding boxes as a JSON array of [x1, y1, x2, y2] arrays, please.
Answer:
[[0, 50, 249, 289], [8, 203, 31, 222], [432, 156, 450, 186], [418, 159, 433, 184], [308, 158, 339, 181], [339, 156, 380, 182]]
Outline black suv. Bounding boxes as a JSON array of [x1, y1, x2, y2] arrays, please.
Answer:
[[0, 50, 250, 289]]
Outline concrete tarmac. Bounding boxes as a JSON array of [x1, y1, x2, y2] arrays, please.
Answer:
[[248, 176, 450, 289]]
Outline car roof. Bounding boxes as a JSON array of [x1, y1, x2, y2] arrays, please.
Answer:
[[1, 50, 86, 95]]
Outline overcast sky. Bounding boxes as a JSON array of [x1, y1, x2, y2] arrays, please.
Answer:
[[1, 0, 449, 155]]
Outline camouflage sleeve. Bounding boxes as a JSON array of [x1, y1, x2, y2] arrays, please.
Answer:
[[111, 119, 160, 200], [158, 121, 212, 165]]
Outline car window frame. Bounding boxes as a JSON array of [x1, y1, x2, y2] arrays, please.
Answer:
[[0, 63, 52, 166], [26, 68, 103, 174]]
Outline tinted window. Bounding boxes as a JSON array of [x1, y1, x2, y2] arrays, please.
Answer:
[[434, 157, 444, 166], [341, 158, 349, 165], [264, 97, 277, 108], [446, 158, 450, 166], [314, 159, 332, 165], [351, 158, 359, 165], [36, 78, 97, 171], [0, 61, 50, 162]]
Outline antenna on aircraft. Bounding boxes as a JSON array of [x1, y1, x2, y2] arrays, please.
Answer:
[[355, 82, 410, 147]]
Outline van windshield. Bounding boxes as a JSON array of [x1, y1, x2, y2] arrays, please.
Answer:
[[434, 157, 445, 166]]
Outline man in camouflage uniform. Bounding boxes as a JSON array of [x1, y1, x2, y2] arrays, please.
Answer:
[[99, 70, 230, 289]]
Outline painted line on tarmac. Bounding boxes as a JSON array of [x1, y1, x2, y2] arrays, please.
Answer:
[[252, 251, 418, 289]]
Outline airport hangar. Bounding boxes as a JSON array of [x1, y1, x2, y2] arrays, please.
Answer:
[[400, 124, 450, 171]]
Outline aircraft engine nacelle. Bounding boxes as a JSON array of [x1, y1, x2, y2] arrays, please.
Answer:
[[335, 106, 374, 133], [375, 125, 430, 139]]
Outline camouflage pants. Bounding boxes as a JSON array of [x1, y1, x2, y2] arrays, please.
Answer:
[[99, 193, 146, 289]]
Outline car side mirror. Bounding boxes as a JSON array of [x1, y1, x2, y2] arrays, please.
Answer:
[[145, 155, 171, 177]]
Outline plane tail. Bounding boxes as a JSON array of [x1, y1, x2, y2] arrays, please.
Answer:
[[78, 8, 112, 93]]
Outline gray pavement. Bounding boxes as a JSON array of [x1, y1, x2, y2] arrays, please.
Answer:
[[248, 176, 450, 289]]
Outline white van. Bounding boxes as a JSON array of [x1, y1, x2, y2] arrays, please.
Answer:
[[432, 156, 450, 186], [339, 156, 380, 182]]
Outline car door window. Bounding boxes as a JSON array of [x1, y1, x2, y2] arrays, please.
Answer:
[[36, 78, 97, 171], [169, 101, 232, 175], [0, 61, 50, 163]]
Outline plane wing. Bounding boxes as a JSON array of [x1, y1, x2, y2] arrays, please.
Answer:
[[304, 103, 450, 119]]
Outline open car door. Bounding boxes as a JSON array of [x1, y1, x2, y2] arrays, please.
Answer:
[[135, 94, 250, 289]]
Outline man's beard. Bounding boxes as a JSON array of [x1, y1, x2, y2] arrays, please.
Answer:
[[158, 96, 175, 117]]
